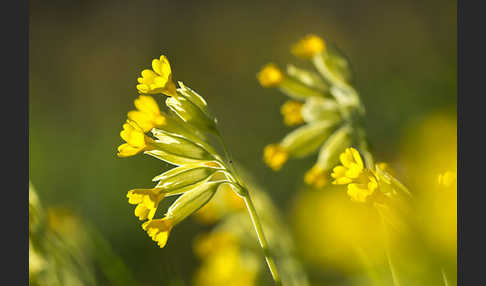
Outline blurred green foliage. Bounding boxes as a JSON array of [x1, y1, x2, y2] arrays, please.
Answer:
[[29, 0, 456, 285]]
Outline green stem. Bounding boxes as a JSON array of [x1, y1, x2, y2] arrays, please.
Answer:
[[242, 192, 282, 286], [215, 130, 282, 286]]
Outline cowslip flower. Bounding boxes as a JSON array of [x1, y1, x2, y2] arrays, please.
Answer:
[[291, 34, 326, 59], [263, 144, 288, 171], [127, 95, 166, 133], [280, 100, 304, 126], [127, 188, 165, 221], [331, 147, 377, 202], [117, 120, 155, 157], [137, 55, 177, 96], [257, 63, 284, 87]]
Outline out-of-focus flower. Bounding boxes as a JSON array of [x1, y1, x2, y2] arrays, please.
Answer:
[[193, 231, 259, 286], [331, 147, 378, 202], [194, 184, 245, 224], [281, 100, 304, 126], [291, 34, 326, 59], [127, 95, 166, 132], [291, 186, 386, 272], [304, 165, 328, 188], [137, 55, 177, 96], [438, 171, 457, 188], [263, 144, 289, 171], [257, 63, 284, 87]]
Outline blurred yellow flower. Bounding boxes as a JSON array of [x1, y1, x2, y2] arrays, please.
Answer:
[[127, 188, 165, 221], [280, 100, 304, 126], [193, 231, 239, 258], [263, 143, 288, 171], [331, 147, 364, 184], [257, 63, 284, 87], [127, 95, 166, 133], [331, 147, 378, 202], [117, 120, 154, 157], [137, 55, 177, 96], [142, 217, 174, 248], [291, 34, 326, 59], [304, 165, 328, 188]]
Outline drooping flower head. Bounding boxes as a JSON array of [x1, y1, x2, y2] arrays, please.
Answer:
[[117, 120, 154, 157], [280, 100, 304, 126], [263, 144, 288, 171], [127, 95, 166, 133], [291, 34, 326, 59], [137, 55, 177, 96], [257, 63, 284, 87]]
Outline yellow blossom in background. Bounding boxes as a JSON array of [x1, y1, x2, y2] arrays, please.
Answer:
[[263, 143, 288, 171], [304, 165, 328, 188], [127, 188, 165, 221], [193, 231, 239, 258], [194, 184, 246, 224], [280, 100, 304, 126], [117, 120, 154, 157], [137, 55, 177, 96], [291, 186, 386, 272], [257, 63, 284, 87], [127, 95, 166, 132], [142, 217, 174, 248], [331, 148, 378, 202], [331, 147, 364, 184], [291, 34, 326, 59]]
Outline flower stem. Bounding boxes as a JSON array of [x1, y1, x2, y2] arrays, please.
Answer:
[[215, 130, 282, 285], [242, 191, 282, 286]]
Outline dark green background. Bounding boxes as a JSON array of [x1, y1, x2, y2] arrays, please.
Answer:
[[29, 0, 456, 285]]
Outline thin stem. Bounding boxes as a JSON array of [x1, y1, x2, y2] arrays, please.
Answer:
[[441, 268, 449, 286], [243, 192, 282, 286], [215, 129, 282, 285], [377, 206, 401, 286]]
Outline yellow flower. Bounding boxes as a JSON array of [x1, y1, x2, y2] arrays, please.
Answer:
[[347, 175, 378, 202], [280, 100, 304, 126], [331, 147, 378, 202], [137, 55, 177, 96], [193, 231, 238, 258], [142, 217, 174, 248], [291, 34, 326, 59], [257, 63, 284, 87], [263, 144, 288, 171], [438, 171, 457, 188], [127, 95, 166, 132], [117, 120, 154, 157], [331, 147, 364, 184], [304, 165, 328, 188], [127, 188, 165, 220]]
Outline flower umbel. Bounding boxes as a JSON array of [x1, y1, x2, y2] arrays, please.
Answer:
[[257, 63, 284, 87], [127, 95, 166, 133], [291, 34, 326, 59], [137, 55, 177, 96], [280, 100, 304, 126]]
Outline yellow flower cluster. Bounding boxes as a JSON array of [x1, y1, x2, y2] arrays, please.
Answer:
[[331, 148, 378, 202]]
